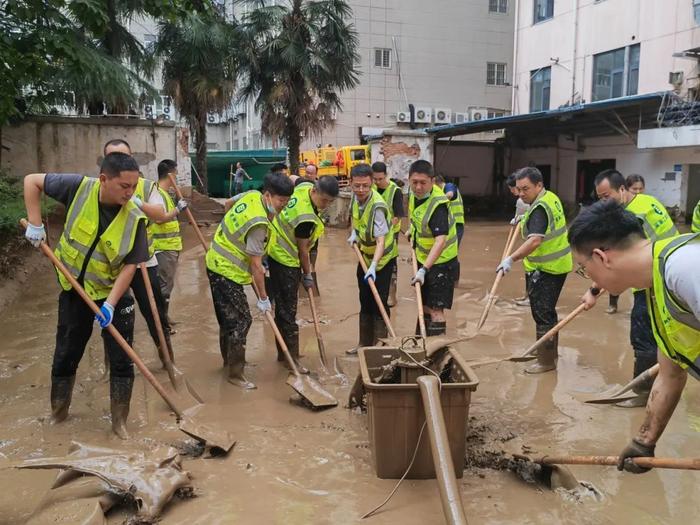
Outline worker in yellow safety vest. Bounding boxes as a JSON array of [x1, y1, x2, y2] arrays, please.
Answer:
[[205, 173, 295, 389], [569, 200, 700, 474], [497, 166, 573, 374], [407, 160, 460, 337], [582, 169, 679, 407], [23, 153, 149, 439], [372, 161, 404, 307], [266, 176, 339, 371], [435, 174, 465, 246], [692, 199, 700, 233], [346, 164, 396, 354]]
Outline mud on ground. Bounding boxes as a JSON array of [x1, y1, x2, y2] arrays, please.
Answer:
[[0, 222, 697, 524]]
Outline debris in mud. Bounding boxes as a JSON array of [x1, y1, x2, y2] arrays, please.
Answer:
[[174, 440, 206, 458]]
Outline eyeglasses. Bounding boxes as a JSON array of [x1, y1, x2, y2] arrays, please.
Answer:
[[575, 247, 608, 280]]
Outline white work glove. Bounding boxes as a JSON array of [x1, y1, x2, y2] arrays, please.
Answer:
[[510, 216, 522, 226], [25, 222, 46, 247], [256, 296, 272, 313], [132, 196, 144, 209], [95, 302, 115, 328], [364, 261, 377, 283], [496, 256, 513, 274], [347, 229, 357, 246], [176, 199, 188, 213], [411, 267, 426, 286]]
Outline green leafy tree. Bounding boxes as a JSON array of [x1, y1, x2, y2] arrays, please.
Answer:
[[236, 0, 360, 175], [155, 11, 238, 192]]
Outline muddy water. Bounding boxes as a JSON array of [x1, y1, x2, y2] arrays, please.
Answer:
[[0, 223, 697, 524]]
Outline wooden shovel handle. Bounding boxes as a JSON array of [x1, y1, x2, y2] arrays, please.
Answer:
[[477, 228, 520, 330], [538, 455, 700, 471], [501, 224, 516, 261], [517, 289, 606, 359], [168, 174, 208, 251], [410, 248, 427, 338], [20, 219, 183, 418], [306, 289, 328, 367], [352, 244, 396, 338]]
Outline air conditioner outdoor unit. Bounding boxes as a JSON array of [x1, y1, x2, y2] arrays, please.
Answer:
[[144, 104, 154, 118], [454, 112, 469, 124], [434, 108, 452, 124], [396, 111, 410, 123], [669, 71, 684, 86], [207, 113, 221, 124], [469, 108, 487, 122], [414, 107, 432, 124]]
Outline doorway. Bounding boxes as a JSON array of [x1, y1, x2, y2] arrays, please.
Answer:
[[536, 164, 552, 189], [576, 159, 616, 205]]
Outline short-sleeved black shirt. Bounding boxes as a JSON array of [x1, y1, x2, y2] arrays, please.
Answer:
[[377, 186, 405, 218]]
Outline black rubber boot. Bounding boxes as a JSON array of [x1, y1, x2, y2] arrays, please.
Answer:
[[372, 316, 388, 345], [110, 376, 133, 440], [227, 342, 256, 390], [427, 321, 446, 337], [607, 294, 619, 314], [50, 375, 76, 424], [388, 266, 398, 307], [347, 313, 375, 355], [525, 330, 558, 374], [219, 333, 229, 367], [416, 314, 432, 336]]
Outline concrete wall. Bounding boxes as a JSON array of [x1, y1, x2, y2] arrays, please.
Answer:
[[1, 116, 191, 186], [369, 130, 433, 184], [513, 0, 700, 114], [435, 142, 496, 195]]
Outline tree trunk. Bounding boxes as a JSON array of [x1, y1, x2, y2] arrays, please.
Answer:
[[194, 114, 208, 194], [285, 115, 301, 176]]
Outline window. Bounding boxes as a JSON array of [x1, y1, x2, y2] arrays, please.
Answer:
[[489, 0, 508, 13], [487, 62, 507, 86], [533, 0, 554, 23], [143, 34, 157, 53], [530, 67, 551, 112], [695, 0, 700, 25], [487, 110, 506, 119], [374, 48, 391, 69], [592, 44, 640, 101]]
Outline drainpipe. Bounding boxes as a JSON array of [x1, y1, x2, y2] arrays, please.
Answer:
[[571, 0, 579, 104], [511, 0, 520, 114]]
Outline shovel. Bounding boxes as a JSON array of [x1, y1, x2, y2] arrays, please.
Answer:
[[501, 223, 516, 260], [306, 289, 329, 369], [352, 244, 397, 337], [22, 219, 235, 454], [476, 227, 520, 330], [168, 174, 208, 251], [251, 283, 337, 410], [515, 453, 700, 474], [410, 248, 427, 338], [583, 363, 660, 404], [138, 264, 203, 405]]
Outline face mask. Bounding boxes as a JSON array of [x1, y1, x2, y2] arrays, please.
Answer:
[[264, 196, 276, 214]]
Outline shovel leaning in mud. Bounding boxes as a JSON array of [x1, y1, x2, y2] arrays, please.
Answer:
[[138, 263, 203, 406], [168, 174, 209, 251], [306, 289, 329, 369], [353, 244, 397, 338], [581, 363, 660, 404], [22, 220, 235, 454], [251, 282, 338, 409], [410, 247, 428, 338]]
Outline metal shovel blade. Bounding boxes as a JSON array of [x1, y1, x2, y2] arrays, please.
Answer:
[[178, 405, 236, 455], [508, 353, 538, 363], [286, 374, 338, 410], [578, 389, 640, 405]]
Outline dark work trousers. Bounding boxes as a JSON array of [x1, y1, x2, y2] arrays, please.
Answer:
[[207, 269, 252, 347], [357, 257, 395, 320], [53, 290, 135, 378], [131, 265, 172, 354], [268, 257, 301, 356], [526, 270, 567, 333], [630, 290, 658, 377], [420, 258, 459, 310]]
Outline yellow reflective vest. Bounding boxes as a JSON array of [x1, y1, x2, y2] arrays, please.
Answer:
[[447, 187, 465, 226], [206, 191, 269, 285], [378, 181, 402, 237], [55, 177, 147, 300], [692, 200, 700, 233], [520, 190, 572, 274], [409, 185, 458, 266], [134, 177, 156, 258], [647, 233, 700, 380], [352, 190, 396, 271], [151, 186, 182, 252], [625, 193, 678, 241], [267, 184, 324, 268]]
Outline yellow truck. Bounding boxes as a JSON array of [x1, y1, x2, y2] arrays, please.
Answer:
[[300, 145, 370, 179]]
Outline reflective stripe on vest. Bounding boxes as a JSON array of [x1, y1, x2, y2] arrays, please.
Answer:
[[647, 233, 700, 380], [449, 190, 465, 225], [151, 186, 182, 251], [55, 177, 146, 300], [520, 190, 572, 274], [134, 177, 157, 257], [408, 185, 459, 266], [692, 200, 700, 233], [267, 185, 324, 267], [205, 190, 269, 285], [625, 194, 678, 241], [351, 190, 396, 271], [379, 182, 402, 236]]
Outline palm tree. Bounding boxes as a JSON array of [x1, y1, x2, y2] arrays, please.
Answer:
[[155, 12, 238, 193], [237, 0, 360, 175]]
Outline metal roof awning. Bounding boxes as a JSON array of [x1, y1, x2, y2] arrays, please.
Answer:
[[426, 92, 668, 140], [672, 46, 700, 59]]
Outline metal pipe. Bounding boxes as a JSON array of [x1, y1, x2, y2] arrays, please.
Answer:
[[416, 376, 468, 525]]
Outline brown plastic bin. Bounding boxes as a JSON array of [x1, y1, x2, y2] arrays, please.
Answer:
[[359, 346, 479, 480]]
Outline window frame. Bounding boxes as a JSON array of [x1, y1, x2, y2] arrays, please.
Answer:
[[489, 0, 508, 14], [373, 48, 392, 69], [530, 66, 551, 112], [592, 43, 640, 102], [533, 0, 554, 24], [487, 62, 508, 86]]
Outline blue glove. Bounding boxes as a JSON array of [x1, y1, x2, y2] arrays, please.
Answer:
[[176, 199, 188, 213], [256, 297, 272, 313], [25, 222, 46, 247], [364, 261, 377, 283], [302, 274, 315, 290], [411, 267, 426, 286], [95, 302, 115, 328], [496, 256, 513, 274]]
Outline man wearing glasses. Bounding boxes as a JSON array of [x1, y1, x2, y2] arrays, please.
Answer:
[[496, 166, 573, 374], [569, 200, 699, 473]]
